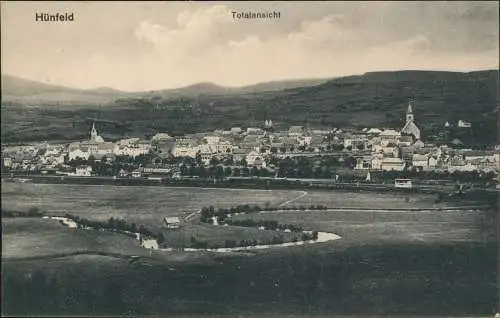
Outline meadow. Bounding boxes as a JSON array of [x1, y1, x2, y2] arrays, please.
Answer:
[[2, 217, 148, 259], [2, 182, 497, 316], [1, 182, 466, 249], [1, 183, 299, 229]]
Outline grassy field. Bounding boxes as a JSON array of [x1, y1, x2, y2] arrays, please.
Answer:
[[1, 182, 497, 316], [2, 182, 492, 248], [1, 183, 299, 229], [1, 182, 469, 248], [2, 217, 148, 259], [232, 208, 496, 245], [2, 240, 497, 316], [281, 191, 454, 209]]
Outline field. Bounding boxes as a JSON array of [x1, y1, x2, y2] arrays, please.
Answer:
[[232, 208, 496, 245], [1, 217, 147, 259], [1, 182, 464, 249], [1, 183, 299, 229], [281, 190, 453, 209], [1, 182, 497, 316]]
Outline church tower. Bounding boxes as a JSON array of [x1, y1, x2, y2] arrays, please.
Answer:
[[401, 99, 421, 140], [90, 123, 98, 141], [406, 100, 414, 123]]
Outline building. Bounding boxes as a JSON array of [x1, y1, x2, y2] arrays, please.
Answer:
[[412, 153, 429, 170], [230, 127, 242, 134], [398, 135, 413, 147], [141, 239, 159, 249], [379, 129, 401, 145], [355, 157, 371, 170], [381, 157, 405, 171], [288, 126, 305, 136], [246, 150, 263, 166], [366, 128, 382, 135], [90, 123, 105, 143], [75, 165, 92, 176], [264, 119, 274, 129], [204, 136, 220, 145], [463, 150, 497, 162], [164, 217, 180, 229], [68, 145, 91, 161], [395, 179, 412, 188], [458, 120, 472, 128], [371, 153, 384, 170], [151, 133, 173, 142], [401, 100, 421, 140], [246, 127, 264, 135]]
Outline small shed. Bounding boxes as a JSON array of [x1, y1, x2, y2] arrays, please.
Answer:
[[164, 216, 180, 229]]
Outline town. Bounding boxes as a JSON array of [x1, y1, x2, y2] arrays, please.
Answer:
[[2, 100, 499, 186]]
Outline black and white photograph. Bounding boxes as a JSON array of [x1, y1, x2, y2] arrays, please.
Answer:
[[1, 1, 499, 317]]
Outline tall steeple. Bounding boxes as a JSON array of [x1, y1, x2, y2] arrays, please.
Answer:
[[406, 99, 414, 123], [90, 122, 98, 141]]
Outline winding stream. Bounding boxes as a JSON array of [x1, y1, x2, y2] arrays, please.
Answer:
[[42, 215, 342, 253]]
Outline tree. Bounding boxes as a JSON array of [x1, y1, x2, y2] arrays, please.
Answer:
[[250, 166, 260, 177], [156, 232, 165, 244], [209, 156, 219, 166], [233, 167, 241, 176], [195, 151, 202, 165], [215, 165, 224, 180], [28, 207, 41, 216], [240, 158, 248, 167], [241, 167, 250, 176]]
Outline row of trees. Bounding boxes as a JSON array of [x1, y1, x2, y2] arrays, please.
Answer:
[[377, 170, 497, 184], [63, 214, 165, 244], [180, 164, 275, 179], [200, 204, 329, 224], [225, 219, 304, 233], [2, 207, 45, 218]]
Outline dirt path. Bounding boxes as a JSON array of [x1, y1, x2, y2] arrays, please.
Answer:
[[279, 191, 308, 207]]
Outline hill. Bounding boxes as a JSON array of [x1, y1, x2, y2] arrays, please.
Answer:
[[1, 70, 498, 145], [0, 75, 130, 105], [0, 75, 331, 105]]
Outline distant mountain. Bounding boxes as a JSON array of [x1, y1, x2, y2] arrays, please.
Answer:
[[1, 75, 332, 105], [1, 75, 128, 105], [238, 78, 331, 94], [144, 82, 241, 99], [253, 70, 499, 129], [2, 70, 498, 146]]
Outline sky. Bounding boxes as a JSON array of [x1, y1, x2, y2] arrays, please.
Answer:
[[1, 1, 498, 91]]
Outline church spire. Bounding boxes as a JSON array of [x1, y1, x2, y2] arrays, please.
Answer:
[[406, 99, 414, 123], [90, 122, 98, 141]]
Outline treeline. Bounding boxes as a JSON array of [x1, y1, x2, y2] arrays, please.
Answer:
[[190, 231, 318, 250], [226, 219, 303, 233], [199, 204, 321, 247], [376, 170, 497, 184], [2, 207, 45, 218], [200, 204, 328, 223], [62, 214, 165, 244]]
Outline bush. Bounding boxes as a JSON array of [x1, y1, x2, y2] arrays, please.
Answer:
[[312, 231, 319, 241], [301, 233, 313, 241], [27, 207, 43, 217], [271, 236, 284, 245]]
